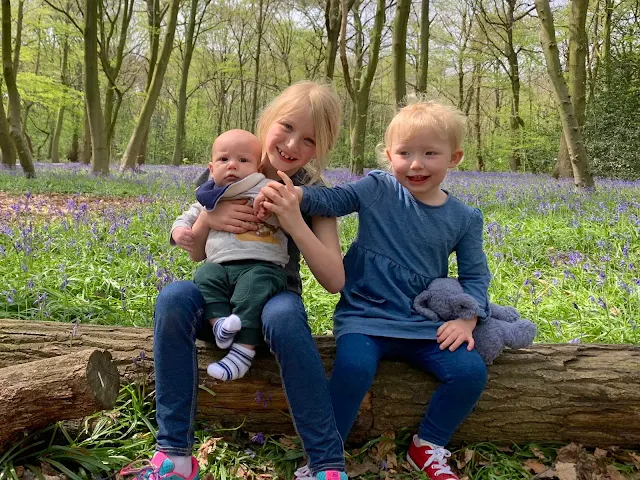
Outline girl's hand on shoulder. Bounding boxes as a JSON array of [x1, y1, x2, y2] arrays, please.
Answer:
[[259, 171, 305, 232], [436, 317, 478, 352], [172, 226, 196, 252], [201, 199, 259, 234]]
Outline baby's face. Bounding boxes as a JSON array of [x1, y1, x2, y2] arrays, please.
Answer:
[[209, 130, 262, 186]]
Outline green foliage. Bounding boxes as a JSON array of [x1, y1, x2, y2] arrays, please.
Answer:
[[583, 53, 640, 180]]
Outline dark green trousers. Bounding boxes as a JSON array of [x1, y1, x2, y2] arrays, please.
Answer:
[[194, 260, 287, 346]]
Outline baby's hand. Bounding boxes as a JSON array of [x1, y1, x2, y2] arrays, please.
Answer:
[[253, 192, 271, 222], [436, 317, 477, 352], [172, 226, 196, 253]]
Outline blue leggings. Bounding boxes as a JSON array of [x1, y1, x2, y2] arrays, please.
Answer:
[[329, 333, 487, 446]]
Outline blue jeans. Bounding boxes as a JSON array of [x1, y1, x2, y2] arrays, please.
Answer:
[[330, 334, 487, 446], [154, 281, 345, 474]]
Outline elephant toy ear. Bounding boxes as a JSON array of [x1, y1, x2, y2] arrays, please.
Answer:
[[414, 291, 440, 322]]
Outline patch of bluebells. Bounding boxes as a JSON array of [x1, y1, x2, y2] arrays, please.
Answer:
[[1, 165, 639, 343]]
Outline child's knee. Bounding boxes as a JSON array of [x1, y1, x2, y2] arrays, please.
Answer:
[[333, 355, 377, 390], [451, 352, 487, 392]]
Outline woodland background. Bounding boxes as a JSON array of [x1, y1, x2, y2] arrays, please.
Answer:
[[0, 0, 638, 181]]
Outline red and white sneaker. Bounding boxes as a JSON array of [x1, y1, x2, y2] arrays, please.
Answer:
[[407, 435, 459, 480]]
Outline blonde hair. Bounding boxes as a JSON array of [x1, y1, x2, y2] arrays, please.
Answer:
[[256, 81, 342, 184], [384, 99, 467, 154]]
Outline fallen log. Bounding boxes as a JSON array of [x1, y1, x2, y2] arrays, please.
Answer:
[[1, 319, 639, 447], [0, 348, 120, 452]]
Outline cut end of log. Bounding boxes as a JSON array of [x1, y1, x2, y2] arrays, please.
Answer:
[[86, 350, 120, 409]]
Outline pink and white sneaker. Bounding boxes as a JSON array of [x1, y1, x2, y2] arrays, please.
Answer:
[[120, 452, 199, 480]]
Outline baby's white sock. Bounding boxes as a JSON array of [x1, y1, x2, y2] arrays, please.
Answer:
[[207, 344, 256, 381], [212, 314, 241, 349], [165, 454, 192, 477]]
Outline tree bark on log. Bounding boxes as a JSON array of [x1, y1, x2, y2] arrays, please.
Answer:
[[0, 319, 639, 447], [0, 348, 120, 452]]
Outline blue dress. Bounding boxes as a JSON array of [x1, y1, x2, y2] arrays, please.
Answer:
[[301, 170, 491, 340]]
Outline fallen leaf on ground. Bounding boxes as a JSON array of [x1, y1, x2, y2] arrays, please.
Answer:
[[456, 448, 475, 469], [523, 459, 547, 474], [346, 458, 379, 477], [606, 465, 627, 480], [556, 462, 578, 480], [197, 437, 221, 467], [531, 447, 547, 459], [594, 448, 608, 459], [556, 443, 582, 464]]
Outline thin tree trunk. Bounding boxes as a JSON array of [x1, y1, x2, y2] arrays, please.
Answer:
[[137, 0, 162, 168], [84, 0, 109, 174], [416, 0, 429, 94], [171, 0, 201, 166], [534, 0, 594, 188], [474, 61, 483, 171], [554, 0, 589, 179], [51, 36, 69, 163], [81, 103, 92, 165], [120, 0, 180, 171], [603, 0, 612, 89], [12, 0, 24, 71], [325, 0, 341, 80], [2, 0, 35, 178], [0, 88, 16, 168], [392, 0, 410, 106], [250, 0, 266, 133], [340, 0, 385, 175]]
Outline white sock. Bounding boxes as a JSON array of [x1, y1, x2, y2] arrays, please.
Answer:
[[212, 314, 242, 349], [165, 453, 192, 477], [207, 343, 256, 381], [417, 436, 443, 449]]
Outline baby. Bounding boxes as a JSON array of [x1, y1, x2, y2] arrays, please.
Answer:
[[171, 129, 288, 381]]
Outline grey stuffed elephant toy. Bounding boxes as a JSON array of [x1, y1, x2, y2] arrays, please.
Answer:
[[413, 278, 537, 365]]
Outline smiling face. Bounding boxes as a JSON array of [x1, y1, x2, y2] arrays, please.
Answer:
[[386, 127, 463, 205], [262, 108, 317, 177], [208, 129, 262, 186]]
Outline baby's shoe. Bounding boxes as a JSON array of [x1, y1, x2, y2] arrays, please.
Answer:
[[120, 452, 199, 480], [407, 435, 458, 480]]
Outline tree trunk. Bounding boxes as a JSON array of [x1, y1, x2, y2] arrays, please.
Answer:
[[1, 0, 35, 178], [603, 0, 612, 89], [84, 0, 109, 174], [135, 0, 162, 168], [51, 36, 69, 164], [0, 92, 17, 168], [340, 0, 385, 176], [171, 0, 199, 166], [474, 61, 483, 171], [325, 0, 341, 80], [554, 0, 589, 179], [68, 123, 79, 162], [350, 91, 369, 174], [0, 319, 638, 447], [250, 0, 266, 133], [12, 0, 24, 71], [392, 0, 410, 106], [534, 0, 594, 188], [0, 348, 120, 452], [120, 0, 180, 171], [415, 0, 429, 94], [81, 103, 92, 165]]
